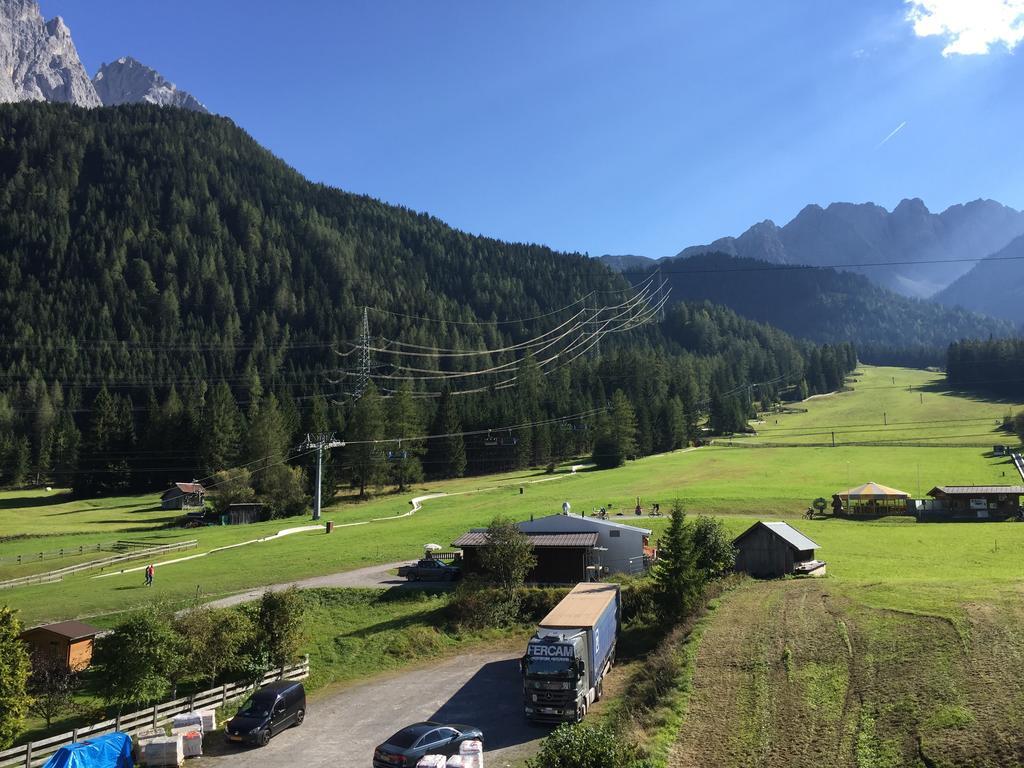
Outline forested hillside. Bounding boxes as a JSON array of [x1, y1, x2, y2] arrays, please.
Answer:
[[0, 103, 855, 501], [625, 252, 1013, 366]]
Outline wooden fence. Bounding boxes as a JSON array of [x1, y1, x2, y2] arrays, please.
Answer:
[[0, 657, 309, 768], [0, 541, 198, 591]]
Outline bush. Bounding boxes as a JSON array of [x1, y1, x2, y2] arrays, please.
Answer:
[[526, 722, 649, 768], [620, 579, 658, 624]]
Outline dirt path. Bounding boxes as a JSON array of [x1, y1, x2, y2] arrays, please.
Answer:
[[202, 648, 548, 768]]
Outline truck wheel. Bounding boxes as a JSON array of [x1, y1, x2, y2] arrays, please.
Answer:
[[595, 679, 603, 702], [575, 704, 585, 723]]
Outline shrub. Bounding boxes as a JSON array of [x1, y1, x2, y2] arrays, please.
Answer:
[[526, 722, 649, 768]]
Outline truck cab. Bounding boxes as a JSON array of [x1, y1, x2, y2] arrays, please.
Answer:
[[522, 633, 593, 723]]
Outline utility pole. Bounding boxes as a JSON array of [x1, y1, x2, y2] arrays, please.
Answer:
[[301, 432, 341, 521]]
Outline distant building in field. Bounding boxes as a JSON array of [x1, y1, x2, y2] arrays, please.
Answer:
[[922, 486, 1024, 520], [20, 620, 102, 671], [225, 502, 270, 525], [160, 482, 205, 510], [733, 521, 825, 578]]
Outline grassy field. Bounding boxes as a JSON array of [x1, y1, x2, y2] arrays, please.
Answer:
[[669, 579, 1024, 768], [2, 366, 1022, 624], [740, 365, 1022, 447]]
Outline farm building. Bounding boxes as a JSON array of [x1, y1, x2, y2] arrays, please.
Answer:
[[225, 503, 270, 525], [452, 530, 600, 584], [922, 486, 1024, 520], [516, 512, 653, 575], [20, 620, 102, 671], [160, 482, 205, 510], [833, 482, 910, 516], [733, 521, 825, 578]]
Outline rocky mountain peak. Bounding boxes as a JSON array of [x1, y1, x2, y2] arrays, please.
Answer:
[[93, 56, 208, 113], [0, 0, 101, 107]]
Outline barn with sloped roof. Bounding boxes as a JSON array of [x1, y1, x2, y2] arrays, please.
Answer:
[[733, 521, 825, 578]]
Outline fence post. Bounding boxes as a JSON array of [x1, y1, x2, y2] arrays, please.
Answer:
[[221, 683, 227, 707], [72, 728, 79, 743], [189, 694, 195, 712], [115, 713, 122, 731], [152, 704, 158, 728], [24, 741, 32, 768]]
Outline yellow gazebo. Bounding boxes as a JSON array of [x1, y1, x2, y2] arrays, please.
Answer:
[[834, 481, 911, 516]]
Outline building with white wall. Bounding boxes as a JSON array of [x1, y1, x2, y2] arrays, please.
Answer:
[[516, 512, 652, 575]]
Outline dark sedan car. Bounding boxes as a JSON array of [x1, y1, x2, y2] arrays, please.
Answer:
[[373, 722, 483, 767]]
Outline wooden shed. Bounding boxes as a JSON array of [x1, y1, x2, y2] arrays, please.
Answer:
[[161, 482, 206, 510], [452, 530, 599, 584], [20, 620, 102, 671], [733, 521, 825, 579]]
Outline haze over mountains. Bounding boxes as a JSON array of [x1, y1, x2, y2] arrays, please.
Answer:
[[605, 198, 1024, 300], [936, 234, 1024, 324], [0, 0, 206, 112]]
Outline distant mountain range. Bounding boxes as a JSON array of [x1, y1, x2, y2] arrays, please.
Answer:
[[935, 234, 1024, 324], [604, 198, 1024, 300], [0, 0, 206, 112], [620, 251, 1015, 358]]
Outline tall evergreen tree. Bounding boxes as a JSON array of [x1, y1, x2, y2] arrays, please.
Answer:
[[387, 381, 425, 492], [426, 390, 466, 479], [346, 383, 386, 497], [201, 382, 243, 473]]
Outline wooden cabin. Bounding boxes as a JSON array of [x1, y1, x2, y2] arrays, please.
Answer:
[[21, 620, 102, 671], [733, 521, 825, 578]]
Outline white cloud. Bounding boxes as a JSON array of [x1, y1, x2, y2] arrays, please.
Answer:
[[906, 0, 1024, 55]]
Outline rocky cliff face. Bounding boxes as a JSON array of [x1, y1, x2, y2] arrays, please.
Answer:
[[0, 0, 101, 107], [93, 57, 207, 113]]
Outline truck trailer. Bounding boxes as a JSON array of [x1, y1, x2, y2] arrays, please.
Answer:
[[521, 582, 620, 723]]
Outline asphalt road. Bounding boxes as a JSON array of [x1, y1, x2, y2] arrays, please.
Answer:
[[200, 562, 416, 610], [203, 649, 549, 767]]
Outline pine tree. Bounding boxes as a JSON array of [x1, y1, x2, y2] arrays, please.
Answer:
[[652, 501, 704, 623], [426, 390, 466, 479], [346, 383, 386, 498], [202, 382, 243, 473], [387, 381, 424, 492], [611, 390, 638, 460]]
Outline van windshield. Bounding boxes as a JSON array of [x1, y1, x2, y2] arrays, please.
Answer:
[[237, 695, 273, 719], [525, 656, 574, 676]]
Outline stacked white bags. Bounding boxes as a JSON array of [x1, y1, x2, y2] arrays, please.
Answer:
[[459, 740, 484, 768], [416, 757, 447, 768], [136, 735, 184, 767]]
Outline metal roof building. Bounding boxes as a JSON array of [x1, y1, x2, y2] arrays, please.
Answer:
[[733, 521, 825, 579], [452, 529, 601, 584]]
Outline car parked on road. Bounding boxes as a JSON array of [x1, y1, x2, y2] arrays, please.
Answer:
[[397, 558, 461, 582], [373, 721, 483, 767], [224, 681, 305, 746]]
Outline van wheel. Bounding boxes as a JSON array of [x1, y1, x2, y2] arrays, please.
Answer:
[[295, 709, 305, 726], [258, 730, 270, 747]]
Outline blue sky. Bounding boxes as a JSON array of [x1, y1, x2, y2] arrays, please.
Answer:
[[44, 0, 1024, 258]]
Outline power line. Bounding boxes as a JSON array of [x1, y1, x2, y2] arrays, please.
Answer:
[[621, 253, 1024, 275]]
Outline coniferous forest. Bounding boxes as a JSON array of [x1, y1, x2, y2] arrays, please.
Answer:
[[0, 104, 857, 508]]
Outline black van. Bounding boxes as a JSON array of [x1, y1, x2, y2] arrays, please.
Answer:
[[225, 681, 306, 746]]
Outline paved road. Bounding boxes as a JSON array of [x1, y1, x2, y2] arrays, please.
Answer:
[[201, 562, 417, 610], [203, 649, 550, 767]]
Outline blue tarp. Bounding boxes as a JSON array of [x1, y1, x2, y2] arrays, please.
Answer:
[[42, 732, 133, 768]]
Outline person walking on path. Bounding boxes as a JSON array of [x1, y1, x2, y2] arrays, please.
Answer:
[[145, 564, 154, 587]]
